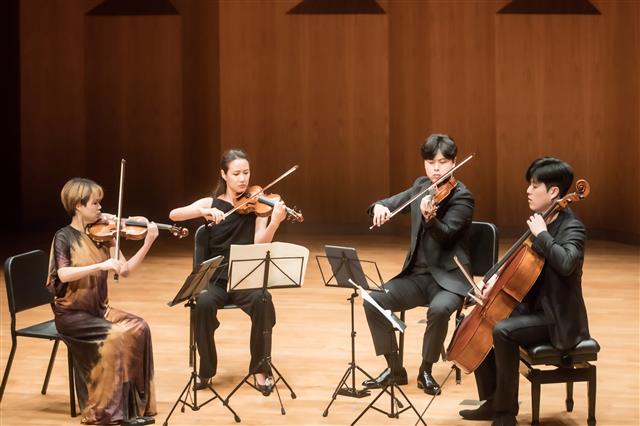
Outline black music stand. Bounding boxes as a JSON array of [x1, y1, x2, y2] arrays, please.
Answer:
[[224, 242, 307, 416], [163, 256, 240, 425], [316, 245, 385, 417], [350, 281, 426, 426]]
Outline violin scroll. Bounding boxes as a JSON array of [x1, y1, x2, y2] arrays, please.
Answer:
[[168, 224, 190, 239]]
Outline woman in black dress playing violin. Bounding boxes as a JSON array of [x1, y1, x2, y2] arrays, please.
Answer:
[[169, 149, 287, 394]]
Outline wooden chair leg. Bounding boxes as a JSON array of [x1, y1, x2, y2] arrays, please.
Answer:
[[41, 340, 60, 395], [565, 381, 574, 412], [587, 366, 596, 426], [531, 381, 541, 425], [0, 339, 18, 401], [66, 351, 77, 417]]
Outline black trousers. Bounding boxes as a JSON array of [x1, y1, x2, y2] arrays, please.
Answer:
[[473, 310, 550, 416], [195, 281, 276, 379], [363, 273, 463, 365]]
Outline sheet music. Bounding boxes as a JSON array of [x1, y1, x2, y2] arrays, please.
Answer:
[[350, 280, 406, 333], [229, 242, 309, 291]]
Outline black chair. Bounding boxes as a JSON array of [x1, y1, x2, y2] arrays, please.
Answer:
[[519, 338, 599, 426], [450, 222, 499, 379], [0, 250, 76, 417], [414, 221, 499, 382]]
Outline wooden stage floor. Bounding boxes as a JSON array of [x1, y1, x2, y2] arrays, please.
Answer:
[[0, 234, 638, 425]]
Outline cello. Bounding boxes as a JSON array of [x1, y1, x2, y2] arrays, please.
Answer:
[[446, 179, 590, 374]]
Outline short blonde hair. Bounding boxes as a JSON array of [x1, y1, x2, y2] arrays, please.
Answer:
[[60, 178, 103, 217]]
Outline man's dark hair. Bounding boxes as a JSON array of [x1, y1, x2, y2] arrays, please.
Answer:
[[420, 134, 457, 160], [526, 157, 574, 197]]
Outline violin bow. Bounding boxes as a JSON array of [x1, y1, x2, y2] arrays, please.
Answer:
[[222, 164, 299, 219], [370, 154, 474, 230], [113, 159, 126, 282]]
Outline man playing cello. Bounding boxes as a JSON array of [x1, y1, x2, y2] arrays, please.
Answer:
[[459, 157, 591, 426]]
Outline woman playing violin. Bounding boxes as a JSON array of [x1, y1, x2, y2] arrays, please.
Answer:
[[459, 158, 591, 426], [363, 134, 475, 396], [47, 178, 158, 426], [169, 149, 287, 394]]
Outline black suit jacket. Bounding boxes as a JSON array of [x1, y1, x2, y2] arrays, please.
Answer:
[[368, 177, 475, 297], [529, 208, 591, 350]]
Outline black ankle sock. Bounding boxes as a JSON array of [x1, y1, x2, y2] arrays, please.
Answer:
[[420, 361, 432, 373], [384, 352, 402, 373]]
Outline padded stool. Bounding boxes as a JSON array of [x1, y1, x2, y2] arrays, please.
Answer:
[[519, 338, 599, 426]]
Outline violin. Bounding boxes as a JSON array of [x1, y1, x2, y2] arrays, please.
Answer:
[[235, 185, 304, 223], [423, 177, 457, 221], [370, 154, 474, 229], [87, 216, 189, 243], [207, 165, 304, 227]]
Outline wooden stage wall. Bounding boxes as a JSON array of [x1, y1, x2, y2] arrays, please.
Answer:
[[15, 0, 640, 241]]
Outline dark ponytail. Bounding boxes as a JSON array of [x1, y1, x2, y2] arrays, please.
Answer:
[[213, 149, 249, 197]]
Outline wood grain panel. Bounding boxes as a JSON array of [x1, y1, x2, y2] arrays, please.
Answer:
[[388, 1, 498, 229], [84, 14, 183, 220], [16, 0, 639, 241], [218, 0, 389, 230], [496, 1, 640, 237], [173, 0, 221, 205], [20, 0, 90, 228]]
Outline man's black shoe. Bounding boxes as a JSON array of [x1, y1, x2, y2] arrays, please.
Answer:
[[362, 367, 408, 389], [459, 401, 495, 420], [491, 414, 517, 426], [416, 370, 441, 395], [122, 416, 155, 426]]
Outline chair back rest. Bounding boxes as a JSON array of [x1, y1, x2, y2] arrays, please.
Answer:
[[193, 224, 210, 270], [468, 221, 499, 277], [4, 250, 52, 317]]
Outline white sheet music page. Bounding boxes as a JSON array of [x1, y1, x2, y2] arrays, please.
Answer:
[[229, 242, 309, 291]]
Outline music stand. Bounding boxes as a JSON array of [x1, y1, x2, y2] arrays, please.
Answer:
[[350, 280, 426, 426], [224, 242, 308, 416], [316, 245, 385, 417], [163, 256, 240, 425]]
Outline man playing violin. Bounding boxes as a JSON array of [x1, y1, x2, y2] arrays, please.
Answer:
[[169, 149, 287, 395], [48, 178, 159, 425], [459, 157, 590, 426], [364, 134, 474, 395]]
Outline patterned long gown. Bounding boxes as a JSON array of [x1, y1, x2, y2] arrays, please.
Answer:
[[47, 226, 156, 424]]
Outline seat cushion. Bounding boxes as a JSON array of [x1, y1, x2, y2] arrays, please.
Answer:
[[15, 319, 60, 340], [520, 338, 600, 366]]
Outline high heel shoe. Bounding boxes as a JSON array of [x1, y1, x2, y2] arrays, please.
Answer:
[[254, 375, 274, 396], [193, 376, 212, 391]]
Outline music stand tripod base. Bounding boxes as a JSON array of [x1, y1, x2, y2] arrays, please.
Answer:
[[225, 245, 306, 416], [163, 257, 241, 425], [351, 378, 426, 426]]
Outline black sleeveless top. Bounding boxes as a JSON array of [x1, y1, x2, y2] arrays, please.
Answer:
[[207, 198, 256, 287]]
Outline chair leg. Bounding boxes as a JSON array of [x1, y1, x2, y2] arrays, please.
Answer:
[[67, 351, 77, 417], [587, 366, 596, 426], [531, 381, 541, 425], [41, 340, 60, 395], [0, 339, 18, 401], [565, 381, 574, 412]]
